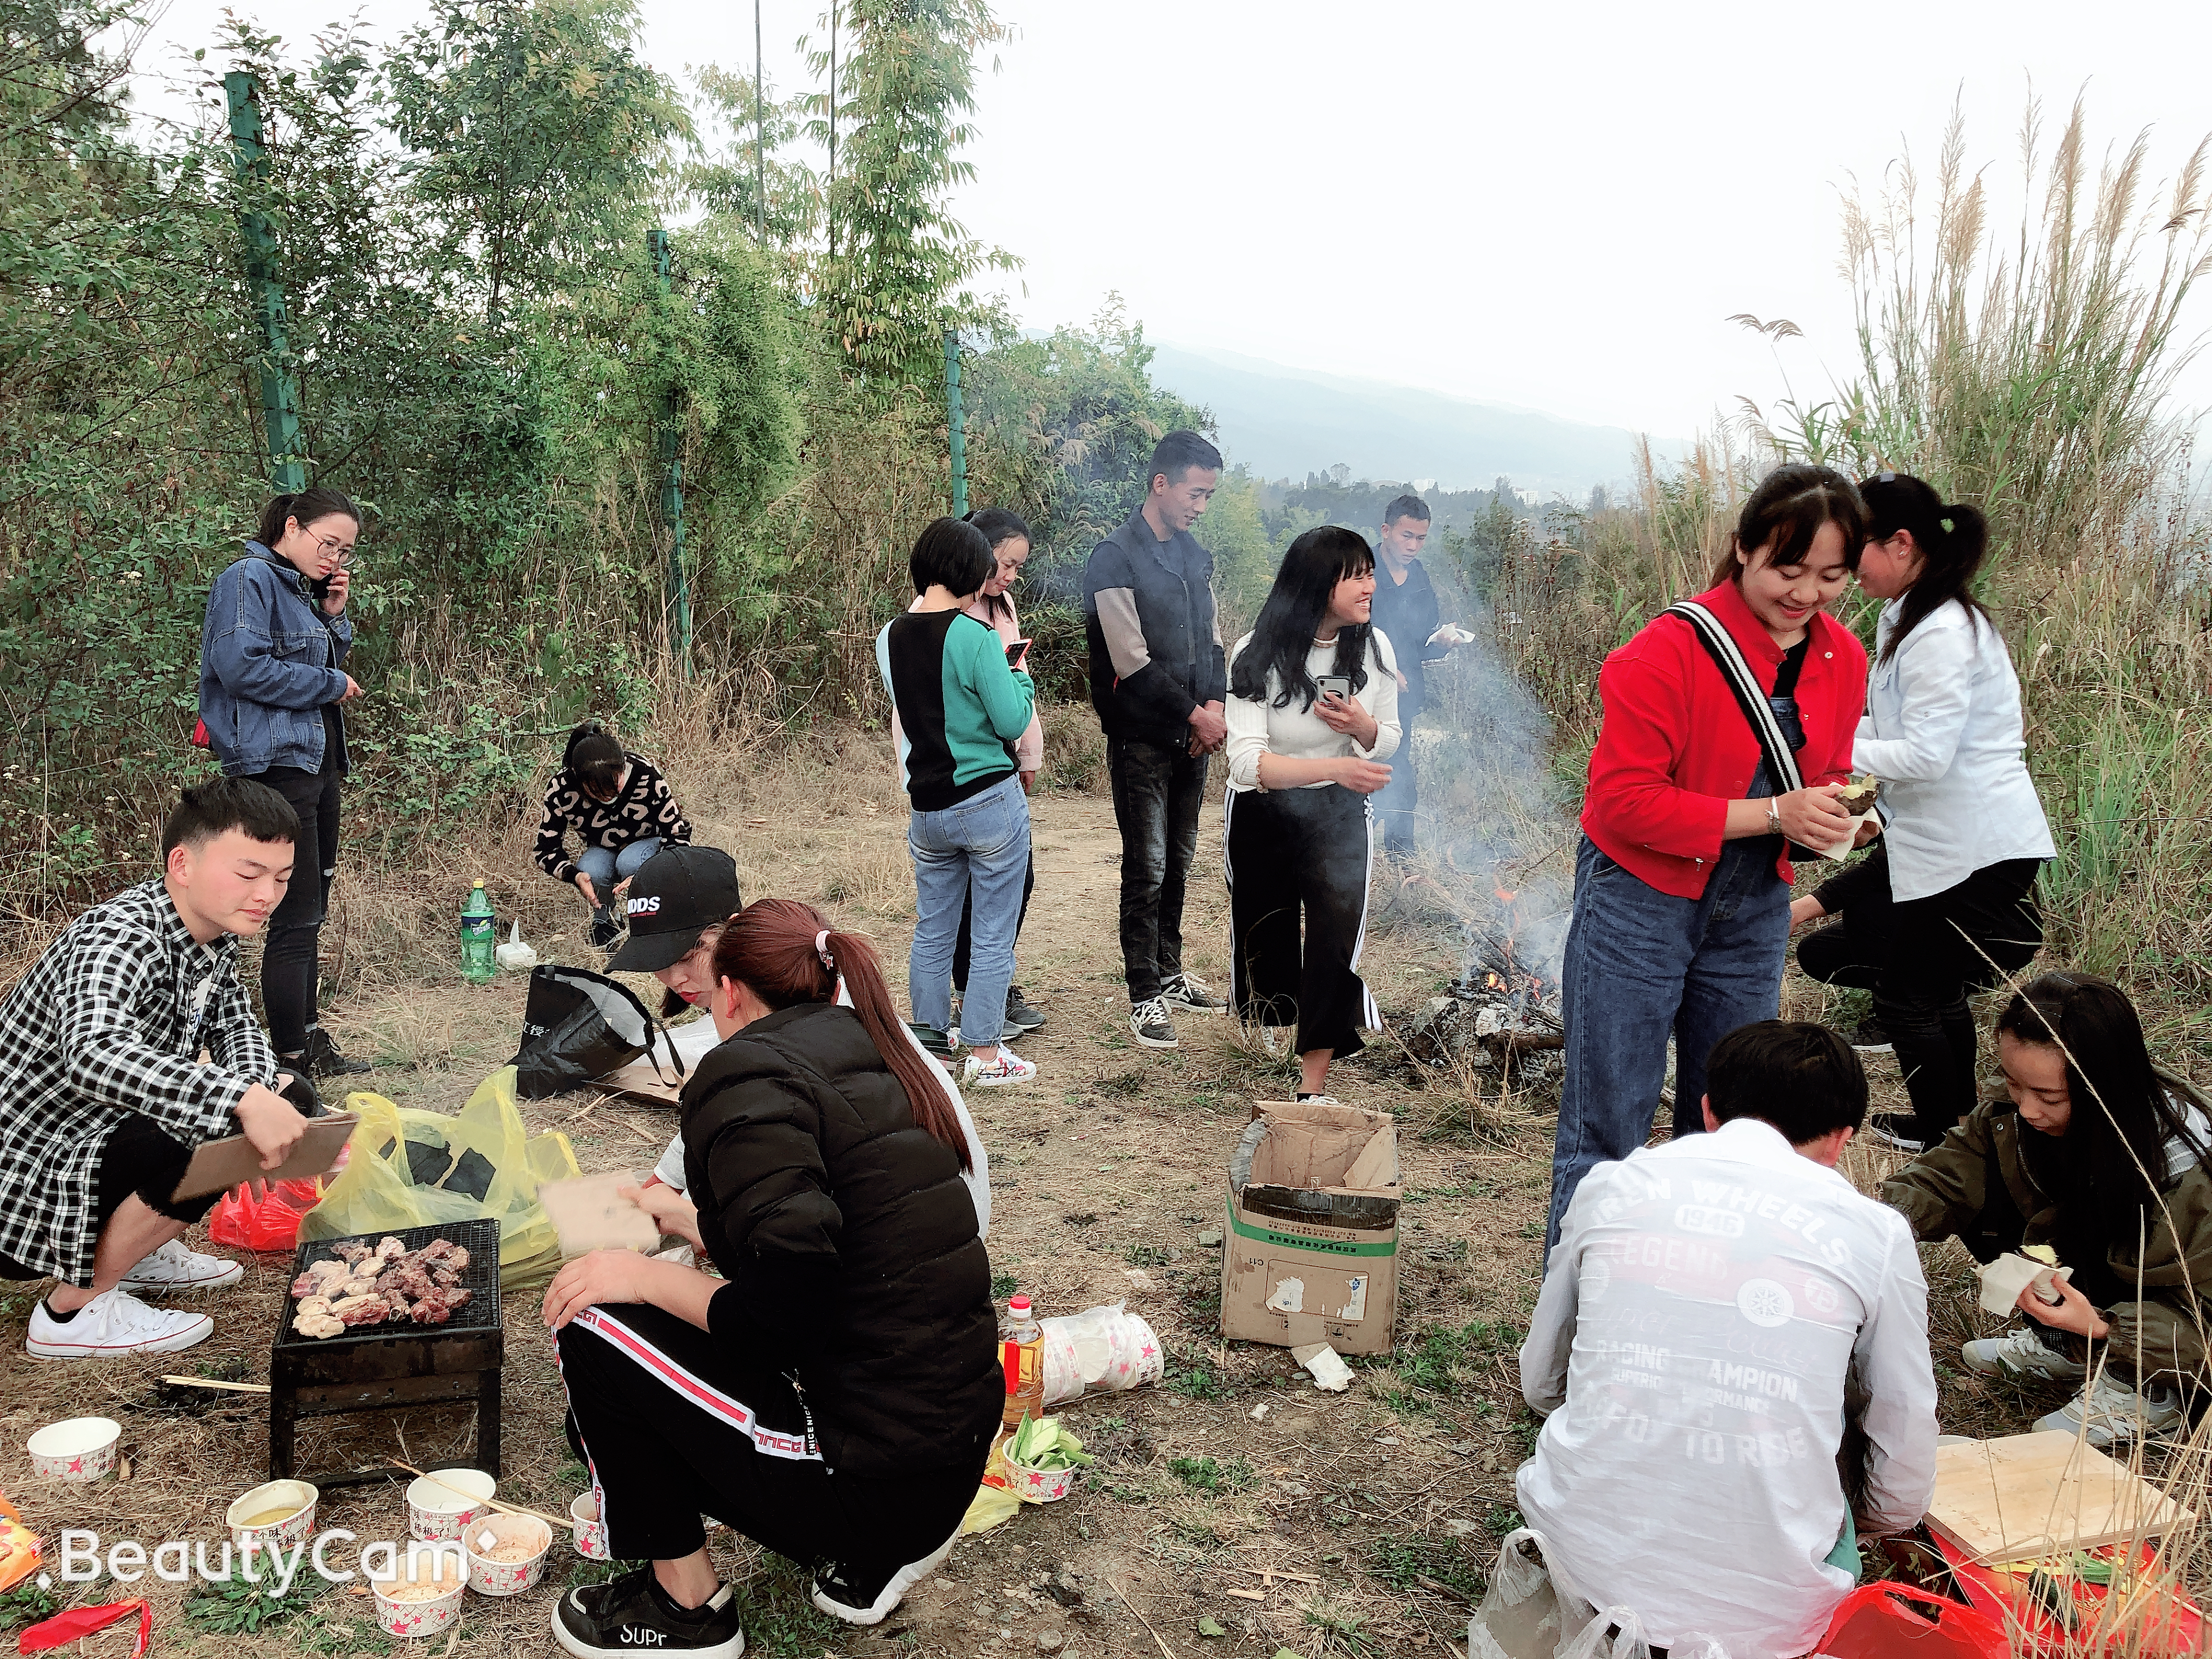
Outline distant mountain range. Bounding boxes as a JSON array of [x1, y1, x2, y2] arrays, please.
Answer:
[[1146, 342, 1685, 497]]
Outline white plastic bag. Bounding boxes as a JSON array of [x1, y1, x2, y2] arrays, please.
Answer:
[[1038, 1302, 1164, 1404], [1468, 1531, 1730, 1659]]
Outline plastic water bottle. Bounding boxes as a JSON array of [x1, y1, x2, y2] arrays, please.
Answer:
[[1001, 1293, 1044, 1433], [460, 882, 496, 984]]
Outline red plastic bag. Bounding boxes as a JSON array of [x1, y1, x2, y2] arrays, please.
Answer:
[[1821, 1584, 2009, 1658], [18, 1598, 150, 1656], [208, 1178, 324, 1252]]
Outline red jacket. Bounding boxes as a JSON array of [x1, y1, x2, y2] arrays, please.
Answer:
[[1581, 578, 1868, 899]]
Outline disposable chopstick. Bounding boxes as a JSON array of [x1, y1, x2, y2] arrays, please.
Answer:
[[161, 1375, 271, 1393], [384, 1459, 578, 1532]]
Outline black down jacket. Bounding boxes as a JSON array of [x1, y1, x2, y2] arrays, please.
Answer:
[[680, 1001, 1002, 1477]]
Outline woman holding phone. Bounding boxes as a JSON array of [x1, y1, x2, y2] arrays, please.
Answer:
[[197, 487, 370, 1081], [1222, 527, 1400, 1103], [1546, 464, 1869, 1251], [1791, 472, 2054, 1154]]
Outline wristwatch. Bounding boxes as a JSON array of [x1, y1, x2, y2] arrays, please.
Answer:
[[1764, 802, 1783, 836]]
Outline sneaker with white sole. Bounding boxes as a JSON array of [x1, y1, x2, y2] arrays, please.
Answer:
[[1128, 998, 1177, 1049], [2035, 1374, 2186, 1449], [1960, 1326, 2088, 1384], [963, 1049, 1037, 1088], [1160, 972, 1225, 1014], [26, 1288, 214, 1358], [552, 1563, 744, 1658], [1839, 1019, 1893, 1054], [1864, 1112, 1925, 1154], [810, 1527, 959, 1626], [1003, 984, 1047, 1035], [119, 1240, 244, 1293]]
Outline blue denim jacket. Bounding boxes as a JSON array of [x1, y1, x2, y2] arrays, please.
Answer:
[[198, 543, 354, 775]]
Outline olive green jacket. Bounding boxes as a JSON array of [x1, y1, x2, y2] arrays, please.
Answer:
[[1883, 1096, 2212, 1384]]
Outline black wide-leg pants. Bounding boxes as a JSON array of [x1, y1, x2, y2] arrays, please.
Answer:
[[1224, 782, 1378, 1059]]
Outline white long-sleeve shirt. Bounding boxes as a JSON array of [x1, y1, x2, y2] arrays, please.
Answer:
[[1224, 631, 1400, 794], [1517, 1117, 1938, 1659], [1852, 597, 2054, 901]]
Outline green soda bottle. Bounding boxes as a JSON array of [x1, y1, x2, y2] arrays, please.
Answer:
[[460, 881, 497, 984]]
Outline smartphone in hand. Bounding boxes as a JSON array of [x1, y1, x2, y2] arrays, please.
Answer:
[[1005, 638, 1032, 672], [1314, 674, 1354, 703]]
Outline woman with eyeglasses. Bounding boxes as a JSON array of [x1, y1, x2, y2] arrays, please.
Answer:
[[1789, 473, 2054, 1154], [1883, 972, 2212, 1448], [197, 487, 370, 1081]]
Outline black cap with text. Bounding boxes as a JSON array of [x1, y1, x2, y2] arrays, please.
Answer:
[[604, 844, 743, 974]]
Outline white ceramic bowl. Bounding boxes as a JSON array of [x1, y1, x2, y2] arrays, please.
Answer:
[[570, 1492, 609, 1560], [371, 1552, 468, 1638], [225, 1479, 319, 1550], [464, 1512, 552, 1596], [407, 1468, 497, 1541], [26, 1418, 120, 1482]]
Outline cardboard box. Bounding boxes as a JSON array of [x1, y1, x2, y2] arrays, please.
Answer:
[[1219, 1100, 1400, 1355]]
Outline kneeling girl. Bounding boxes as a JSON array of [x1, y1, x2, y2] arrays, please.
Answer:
[[543, 897, 1001, 1657]]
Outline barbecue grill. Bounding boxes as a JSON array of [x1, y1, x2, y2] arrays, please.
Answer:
[[268, 1218, 503, 1486]]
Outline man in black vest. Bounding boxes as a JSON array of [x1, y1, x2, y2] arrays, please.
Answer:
[[1082, 431, 1229, 1050]]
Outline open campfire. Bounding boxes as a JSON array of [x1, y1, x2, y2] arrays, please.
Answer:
[[1404, 877, 1566, 1077]]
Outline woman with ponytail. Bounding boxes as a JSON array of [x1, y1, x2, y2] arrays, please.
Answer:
[[197, 488, 369, 1080], [1792, 472, 2055, 1154], [542, 897, 999, 1658]]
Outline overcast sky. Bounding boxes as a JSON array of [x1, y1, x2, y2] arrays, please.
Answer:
[[134, 0, 2212, 443]]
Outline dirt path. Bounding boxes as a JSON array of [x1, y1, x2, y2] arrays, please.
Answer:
[[0, 746, 2024, 1659]]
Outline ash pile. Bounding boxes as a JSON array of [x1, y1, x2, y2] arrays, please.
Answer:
[[1406, 946, 1564, 1080]]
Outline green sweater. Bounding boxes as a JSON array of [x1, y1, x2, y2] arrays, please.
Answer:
[[884, 609, 1036, 811]]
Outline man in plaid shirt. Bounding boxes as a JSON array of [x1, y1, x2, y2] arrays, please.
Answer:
[[0, 778, 312, 1357]]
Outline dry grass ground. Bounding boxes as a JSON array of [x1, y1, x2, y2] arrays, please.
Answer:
[[0, 711, 2158, 1659]]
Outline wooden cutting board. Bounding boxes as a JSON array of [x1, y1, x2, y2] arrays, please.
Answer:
[[1927, 1431, 2195, 1563]]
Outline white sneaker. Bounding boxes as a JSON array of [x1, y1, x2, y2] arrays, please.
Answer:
[[120, 1239, 244, 1293], [962, 1049, 1037, 1088], [2036, 1375, 2186, 1448], [1961, 1326, 2088, 1384], [27, 1288, 214, 1358]]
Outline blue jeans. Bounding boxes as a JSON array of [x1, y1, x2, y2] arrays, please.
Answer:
[[1545, 834, 1790, 1253], [909, 774, 1031, 1048], [577, 838, 664, 911]]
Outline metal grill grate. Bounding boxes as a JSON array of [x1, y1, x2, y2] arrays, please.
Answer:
[[272, 1218, 502, 1350]]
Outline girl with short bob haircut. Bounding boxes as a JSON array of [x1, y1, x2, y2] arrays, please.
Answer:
[[1222, 525, 1400, 1102], [1884, 972, 2212, 1448], [1791, 471, 2054, 1154], [1546, 464, 1869, 1250], [196, 486, 369, 1081], [543, 897, 1000, 1656]]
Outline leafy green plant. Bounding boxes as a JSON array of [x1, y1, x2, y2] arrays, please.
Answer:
[[0, 1583, 58, 1635], [1366, 1535, 1486, 1603], [182, 1565, 331, 1634], [1167, 1455, 1253, 1495]]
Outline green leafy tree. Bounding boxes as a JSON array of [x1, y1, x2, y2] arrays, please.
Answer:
[[683, 67, 815, 246]]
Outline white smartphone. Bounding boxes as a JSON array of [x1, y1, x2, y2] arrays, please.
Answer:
[[1314, 675, 1354, 703]]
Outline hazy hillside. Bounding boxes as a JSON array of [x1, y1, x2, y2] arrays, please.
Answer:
[[1147, 342, 1683, 497]]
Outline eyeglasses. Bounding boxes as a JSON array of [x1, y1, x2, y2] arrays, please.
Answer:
[[314, 533, 357, 569]]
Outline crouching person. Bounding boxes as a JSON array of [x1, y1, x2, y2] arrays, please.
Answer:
[[1883, 971, 2212, 1448], [1518, 1022, 1938, 1659], [0, 778, 312, 1357], [543, 897, 1001, 1658]]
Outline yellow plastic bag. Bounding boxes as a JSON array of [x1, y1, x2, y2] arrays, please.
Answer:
[[301, 1066, 581, 1291]]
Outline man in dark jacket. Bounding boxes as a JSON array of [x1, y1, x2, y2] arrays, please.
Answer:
[[1083, 430, 1229, 1050], [1367, 493, 1463, 855]]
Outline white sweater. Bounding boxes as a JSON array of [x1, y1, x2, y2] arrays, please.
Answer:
[[1853, 597, 2054, 901], [1224, 631, 1401, 794]]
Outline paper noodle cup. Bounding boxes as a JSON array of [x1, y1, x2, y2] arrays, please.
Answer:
[[570, 1491, 609, 1560], [26, 1417, 120, 1482], [464, 1512, 552, 1596], [408, 1467, 496, 1541], [226, 1478, 319, 1550]]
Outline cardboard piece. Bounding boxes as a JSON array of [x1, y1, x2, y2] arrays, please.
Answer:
[[1926, 1431, 2196, 1563], [1220, 1100, 1399, 1355], [537, 1171, 659, 1258], [172, 1113, 359, 1200]]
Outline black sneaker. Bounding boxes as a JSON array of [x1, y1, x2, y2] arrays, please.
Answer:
[[300, 1026, 371, 1078], [1865, 1112, 1925, 1154], [552, 1563, 744, 1658], [1128, 997, 1178, 1050], [1160, 972, 1226, 1014], [589, 910, 622, 950], [906, 1021, 957, 1060], [1840, 1019, 1893, 1054], [810, 1529, 959, 1626], [1004, 984, 1047, 1035]]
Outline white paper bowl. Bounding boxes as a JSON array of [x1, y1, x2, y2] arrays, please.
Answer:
[[407, 1467, 497, 1541], [26, 1417, 120, 1482], [570, 1492, 609, 1560], [1003, 1460, 1078, 1503], [372, 1553, 468, 1638], [226, 1478, 319, 1549], [464, 1512, 552, 1596]]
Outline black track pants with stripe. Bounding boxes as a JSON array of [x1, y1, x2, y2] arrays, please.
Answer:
[[1224, 782, 1378, 1059], [555, 1302, 982, 1571]]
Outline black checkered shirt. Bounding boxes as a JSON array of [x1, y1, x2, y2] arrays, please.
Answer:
[[0, 880, 276, 1283]]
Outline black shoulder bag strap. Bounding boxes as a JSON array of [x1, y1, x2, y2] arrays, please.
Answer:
[[1664, 601, 1805, 796]]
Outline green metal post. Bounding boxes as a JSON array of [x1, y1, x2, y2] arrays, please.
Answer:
[[224, 71, 306, 491], [944, 328, 967, 517], [650, 228, 692, 677]]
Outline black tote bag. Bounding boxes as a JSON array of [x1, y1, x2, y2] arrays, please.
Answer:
[[509, 964, 686, 1100]]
